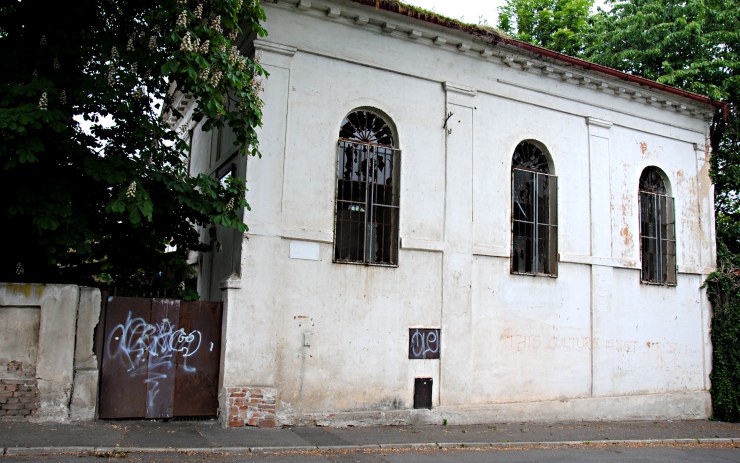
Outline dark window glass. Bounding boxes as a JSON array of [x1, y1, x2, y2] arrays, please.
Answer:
[[511, 142, 557, 276], [334, 110, 399, 266], [639, 167, 676, 285]]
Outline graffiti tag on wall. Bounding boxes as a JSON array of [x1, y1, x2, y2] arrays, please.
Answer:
[[409, 328, 441, 359]]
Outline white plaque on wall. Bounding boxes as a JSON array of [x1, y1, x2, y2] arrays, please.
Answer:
[[289, 240, 320, 261]]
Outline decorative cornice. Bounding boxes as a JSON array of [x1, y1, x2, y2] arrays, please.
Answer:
[[268, 0, 716, 120], [494, 50, 714, 120], [444, 82, 476, 97], [253, 39, 297, 57], [587, 117, 613, 129]]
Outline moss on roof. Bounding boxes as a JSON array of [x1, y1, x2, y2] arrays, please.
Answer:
[[348, 0, 506, 44]]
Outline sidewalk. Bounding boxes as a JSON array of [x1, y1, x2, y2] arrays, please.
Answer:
[[1, 419, 738, 456]]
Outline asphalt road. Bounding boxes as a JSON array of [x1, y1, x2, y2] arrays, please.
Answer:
[[2, 443, 738, 463]]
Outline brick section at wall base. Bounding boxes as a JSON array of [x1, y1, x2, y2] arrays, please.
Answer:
[[226, 386, 277, 428], [0, 378, 39, 418]]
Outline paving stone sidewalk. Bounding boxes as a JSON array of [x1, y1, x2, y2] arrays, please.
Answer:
[[1, 419, 738, 455]]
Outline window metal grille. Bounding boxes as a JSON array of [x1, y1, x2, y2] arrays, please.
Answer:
[[639, 168, 676, 285], [511, 142, 557, 276], [334, 111, 399, 266]]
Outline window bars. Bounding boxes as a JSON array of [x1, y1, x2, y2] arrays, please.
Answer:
[[511, 141, 558, 276], [639, 168, 676, 285], [334, 111, 399, 266]]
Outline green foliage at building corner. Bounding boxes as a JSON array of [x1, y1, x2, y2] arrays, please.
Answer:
[[0, 0, 267, 296], [704, 260, 740, 422]]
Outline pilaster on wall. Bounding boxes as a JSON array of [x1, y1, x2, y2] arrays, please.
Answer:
[[218, 275, 281, 429], [586, 117, 613, 398], [70, 287, 101, 421], [245, 40, 297, 237], [694, 142, 716, 273], [693, 142, 715, 392], [218, 274, 241, 405], [440, 82, 476, 406], [586, 117, 613, 260]]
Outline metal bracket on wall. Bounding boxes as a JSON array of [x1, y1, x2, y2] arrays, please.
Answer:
[[443, 111, 454, 134]]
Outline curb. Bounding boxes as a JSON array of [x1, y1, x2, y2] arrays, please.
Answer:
[[2, 438, 737, 456], [4, 446, 95, 456]]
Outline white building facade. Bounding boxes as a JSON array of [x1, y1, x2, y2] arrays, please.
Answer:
[[183, 0, 721, 427]]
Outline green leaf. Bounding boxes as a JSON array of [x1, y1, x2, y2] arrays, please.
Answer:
[[129, 206, 141, 225], [109, 199, 126, 213]]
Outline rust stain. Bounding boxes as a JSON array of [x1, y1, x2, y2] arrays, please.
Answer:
[[621, 226, 633, 247], [639, 142, 648, 156], [7, 360, 23, 373], [618, 192, 635, 257], [697, 143, 713, 199]]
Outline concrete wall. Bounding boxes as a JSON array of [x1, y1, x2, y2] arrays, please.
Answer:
[[188, 0, 716, 426], [0, 284, 100, 422]]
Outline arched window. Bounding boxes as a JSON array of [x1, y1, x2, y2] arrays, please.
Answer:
[[639, 167, 676, 285], [334, 110, 400, 266], [511, 141, 557, 276]]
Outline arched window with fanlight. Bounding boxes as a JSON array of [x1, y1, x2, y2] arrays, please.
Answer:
[[639, 167, 676, 285], [511, 141, 557, 276], [334, 109, 400, 266]]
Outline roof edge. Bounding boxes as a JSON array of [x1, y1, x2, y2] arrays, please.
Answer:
[[348, 0, 505, 42], [504, 39, 728, 116], [347, 0, 727, 117]]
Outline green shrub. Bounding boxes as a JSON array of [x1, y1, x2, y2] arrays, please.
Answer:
[[705, 261, 740, 422]]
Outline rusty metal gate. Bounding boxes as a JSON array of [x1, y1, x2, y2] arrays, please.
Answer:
[[98, 297, 222, 419]]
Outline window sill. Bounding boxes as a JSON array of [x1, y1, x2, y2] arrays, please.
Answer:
[[510, 271, 558, 278], [640, 280, 677, 287]]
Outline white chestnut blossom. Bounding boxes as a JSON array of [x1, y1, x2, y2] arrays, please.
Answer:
[[176, 10, 188, 28], [38, 92, 48, 110], [126, 181, 137, 199]]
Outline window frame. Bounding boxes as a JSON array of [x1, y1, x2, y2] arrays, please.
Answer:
[[510, 141, 558, 277], [333, 110, 400, 267], [638, 168, 677, 286]]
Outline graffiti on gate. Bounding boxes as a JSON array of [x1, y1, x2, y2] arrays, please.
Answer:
[[106, 311, 202, 407]]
